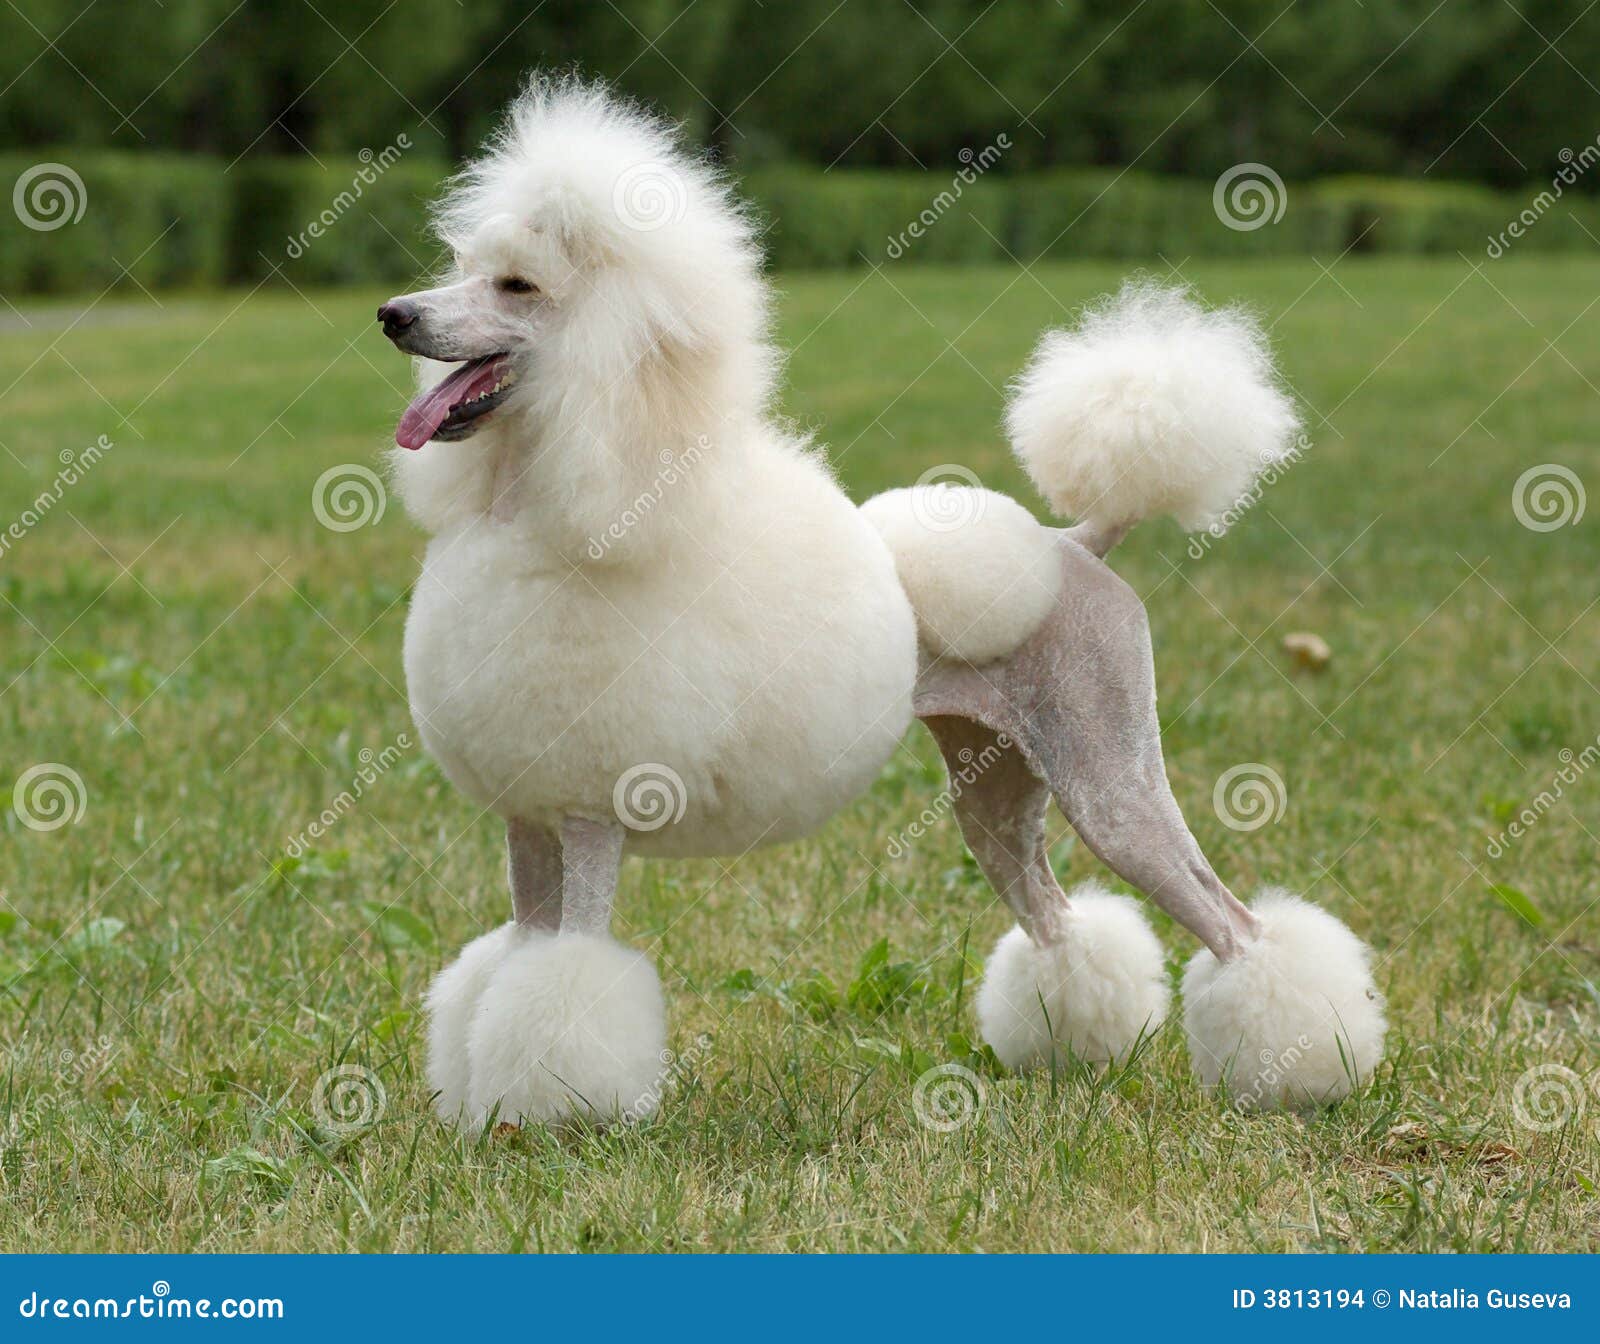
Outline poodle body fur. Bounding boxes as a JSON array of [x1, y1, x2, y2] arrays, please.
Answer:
[[382, 77, 1385, 1129], [402, 437, 917, 858]]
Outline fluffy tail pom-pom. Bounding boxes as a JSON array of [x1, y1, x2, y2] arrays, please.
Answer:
[[1182, 891, 1386, 1109], [977, 885, 1171, 1070], [463, 929, 667, 1130], [1004, 281, 1302, 538]]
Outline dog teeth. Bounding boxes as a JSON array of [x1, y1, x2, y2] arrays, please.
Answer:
[[454, 375, 513, 415]]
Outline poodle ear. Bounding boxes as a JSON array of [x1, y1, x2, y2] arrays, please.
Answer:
[[534, 186, 617, 271]]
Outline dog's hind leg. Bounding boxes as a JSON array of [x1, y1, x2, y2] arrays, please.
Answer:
[[916, 533, 1384, 1105], [918, 714, 1066, 945], [916, 539, 1258, 956], [918, 709, 1170, 1069], [424, 813, 667, 1130], [916, 686, 1174, 1069]]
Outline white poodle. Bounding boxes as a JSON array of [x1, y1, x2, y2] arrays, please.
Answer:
[[376, 77, 1385, 1131]]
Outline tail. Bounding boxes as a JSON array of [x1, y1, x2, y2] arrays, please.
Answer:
[[1004, 281, 1302, 557]]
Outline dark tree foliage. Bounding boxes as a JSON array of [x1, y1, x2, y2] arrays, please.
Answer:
[[2, 0, 1597, 186]]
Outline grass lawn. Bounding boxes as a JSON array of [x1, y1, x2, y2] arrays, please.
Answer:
[[1, 257, 1598, 1252]]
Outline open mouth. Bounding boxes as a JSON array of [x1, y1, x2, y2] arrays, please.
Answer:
[[396, 354, 514, 450]]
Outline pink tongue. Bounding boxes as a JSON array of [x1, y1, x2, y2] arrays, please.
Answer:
[[396, 355, 508, 450]]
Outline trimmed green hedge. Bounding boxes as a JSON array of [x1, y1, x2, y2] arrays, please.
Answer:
[[1, 153, 230, 294], [230, 155, 447, 287], [743, 167, 1010, 268], [3, 153, 1597, 296]]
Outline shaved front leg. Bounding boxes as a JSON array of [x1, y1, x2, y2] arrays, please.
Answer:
[[555, 816, 624, 935], [506, 818, 563, 930], [505, 815, 624, 935]]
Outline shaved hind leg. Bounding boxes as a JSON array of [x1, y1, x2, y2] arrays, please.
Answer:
[[914, 533, 1255, 962], [914, 532, 1383, 1104]]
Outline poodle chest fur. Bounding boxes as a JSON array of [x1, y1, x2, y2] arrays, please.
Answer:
[[403, 479, 920, 858]]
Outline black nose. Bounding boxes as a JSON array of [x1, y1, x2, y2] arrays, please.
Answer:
[[377, 300, 418, 339]]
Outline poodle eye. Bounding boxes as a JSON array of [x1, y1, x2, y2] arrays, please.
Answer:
[[497, 276, 538, 295]]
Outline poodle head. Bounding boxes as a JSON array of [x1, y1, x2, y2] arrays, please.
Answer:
[[380, 76, 774, 452]]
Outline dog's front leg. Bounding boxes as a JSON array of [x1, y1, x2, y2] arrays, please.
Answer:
[[549, 816, 624, 935], [505, 815, 623, 934], [424, 813, 666, 1130], [506, 817, 561, 931]]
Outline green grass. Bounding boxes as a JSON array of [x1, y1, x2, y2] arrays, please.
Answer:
[[2, 258, 1598, 1252]]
